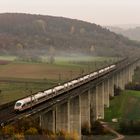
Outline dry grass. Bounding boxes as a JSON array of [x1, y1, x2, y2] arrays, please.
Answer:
[[0, 63, 86, 80]]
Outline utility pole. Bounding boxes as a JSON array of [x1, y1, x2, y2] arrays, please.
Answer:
[[30, 90, 33, 110], [70, 70, 73, 80], [58, 73, 61, 85], [81, 69, 84, 76], [0, 90, 2, 105]]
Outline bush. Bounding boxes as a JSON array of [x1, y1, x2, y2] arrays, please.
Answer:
[[114, 85, 122, 96], [70, 131, 79, 140], [14, 117, 39, 133], [81, 122, 90, 135], [56, 130, 67, 136], [1, 125, 15, 138], [91, 121, 105, 135], [109, 95, 114, 100], [13, 133, 25, 140], [125, 82, 140, 91], [56, 130, 79, 140], [119, 120, 140, 135], [24, 127, 38, 135]]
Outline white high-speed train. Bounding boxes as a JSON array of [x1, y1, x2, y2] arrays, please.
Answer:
[[14, 64, 116, 112]]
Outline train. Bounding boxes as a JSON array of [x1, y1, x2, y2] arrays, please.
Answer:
[[14, 64, 116, 112]]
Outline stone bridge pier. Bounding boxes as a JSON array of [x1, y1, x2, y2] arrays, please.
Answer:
[[38, 96, 81, 137]]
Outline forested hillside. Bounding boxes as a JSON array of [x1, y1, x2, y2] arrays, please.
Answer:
[[0, 13, 139, 58]]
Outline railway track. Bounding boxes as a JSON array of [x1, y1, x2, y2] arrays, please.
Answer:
[[0, 105, 15, 125], [0, 89, 76, 126]]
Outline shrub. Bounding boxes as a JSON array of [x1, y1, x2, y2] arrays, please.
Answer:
[[91, 121, 105, 135], [14, 117, 39, 133], [109, 95, 114, 100], [125, 82, 140, 91], [1, 125, 15, 137], [24, 127, 38, 135], [81, 122, 90, 135], [119, 120, 140, 135], [114, 85, 122, 96], [13, 133, 25, 140]]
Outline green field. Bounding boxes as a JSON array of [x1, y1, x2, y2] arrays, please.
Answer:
[[0, 55, 16, 61], [105, 90, 140, 121], [0, 55, 117, 104], [0, 82, 55, 104]]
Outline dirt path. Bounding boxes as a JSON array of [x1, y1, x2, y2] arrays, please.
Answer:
[[100, 121, 125, 140]]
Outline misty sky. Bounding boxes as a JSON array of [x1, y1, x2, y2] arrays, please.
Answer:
[[0, 0, 140, 25]]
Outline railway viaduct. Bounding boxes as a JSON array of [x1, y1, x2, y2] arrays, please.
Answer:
[[30, 57, 140, 137], [0, 57, 140, 138]]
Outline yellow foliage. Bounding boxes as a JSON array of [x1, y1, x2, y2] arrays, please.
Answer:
[[14, 133, 25, 140], [2, 125, 15, 136], [56, 130, 79, 140], [70, 131, 79, 140], [24, 127, 38, 135], [56, 129, 67, 136], [49, 134, 56, 140]]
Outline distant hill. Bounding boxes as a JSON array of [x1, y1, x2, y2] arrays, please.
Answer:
[[107, 26, 140, 41], [0, 13, 139, 58]]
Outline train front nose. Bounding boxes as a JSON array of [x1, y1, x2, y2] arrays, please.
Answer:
[[14, 105, 20, 112], [14, 102, 22, 112]]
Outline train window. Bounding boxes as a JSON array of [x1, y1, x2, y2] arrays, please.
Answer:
[[26, 102, 31, 105], [22, 104, 25, 107], [16, 102, 22, 107], [38, 96, 45, 100]]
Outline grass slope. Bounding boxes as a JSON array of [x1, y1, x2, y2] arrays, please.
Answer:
[[105, 90, 140, 121], [0, 82, 54, 104]]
